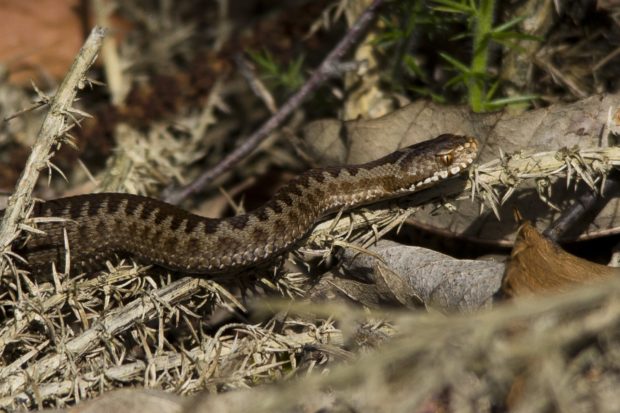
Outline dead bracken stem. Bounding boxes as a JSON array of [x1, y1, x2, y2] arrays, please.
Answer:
[[307, 145, 620, 257], [0, 276, 201, 406], [0, 27, 106, 276], [470, 145, 620, 217]]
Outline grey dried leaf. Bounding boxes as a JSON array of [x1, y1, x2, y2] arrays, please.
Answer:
[[342, 240, 504, 312]]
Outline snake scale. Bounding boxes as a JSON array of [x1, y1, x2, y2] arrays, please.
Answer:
[[2, 134, 478, 276]]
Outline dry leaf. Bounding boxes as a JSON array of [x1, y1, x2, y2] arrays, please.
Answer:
[[341, 240, 504, 311], [0, 0, 84, 85], [502, 221, 620, 296]]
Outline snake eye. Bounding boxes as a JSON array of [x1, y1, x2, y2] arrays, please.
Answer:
[[437, 152, 454, 166]]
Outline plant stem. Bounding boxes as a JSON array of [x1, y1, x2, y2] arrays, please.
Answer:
[[469, 0, 495, 112], [0, 27, 106, 264]]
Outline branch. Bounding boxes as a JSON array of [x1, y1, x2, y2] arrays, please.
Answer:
[[0, 27, 106, 272], [164, 0, 385, 204], [544, 171, 620, 241], [0, 277, 201, 405]]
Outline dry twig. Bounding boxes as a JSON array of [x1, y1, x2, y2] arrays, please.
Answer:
[[164, 0, 385, 204], [0, 27, 106, 274]]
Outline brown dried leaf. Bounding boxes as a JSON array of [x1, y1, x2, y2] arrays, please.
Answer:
[[502, 221, 620, 297], [0, 0, 84, 85]]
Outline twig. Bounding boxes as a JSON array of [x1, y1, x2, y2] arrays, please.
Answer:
[[0, 266, 147, 358], [3, 99, 48, 122], [92, 0, 128, 104], [0, 276, 202, 403], [2, 327, 341, 405], [534, 54, 588, 99], [544, 171, 620, 241], [163, 0, 385, 205], [0, 27, 106, 273]]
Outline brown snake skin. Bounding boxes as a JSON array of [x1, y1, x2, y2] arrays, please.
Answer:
[[2, 134, 478, 276]]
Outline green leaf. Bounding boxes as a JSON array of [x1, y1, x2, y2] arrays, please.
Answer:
[[485, 79, 501, 100], [432, 0, 474, 14], [247, 49, 305, 92], [247, 49, 279, 78], [403, 54, 427, 80], [439, 52, 471, 74], [492, 15, 526, 33], [408, 85, 447, 103], [444, 73, 466, 89], [490, 31, 542, 42]]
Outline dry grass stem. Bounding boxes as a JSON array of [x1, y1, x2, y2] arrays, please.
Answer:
[[308, 144, 620, 255], [208, 278, 620, 413], [0, 276, 201, 406], [0, 27, 106, 274]]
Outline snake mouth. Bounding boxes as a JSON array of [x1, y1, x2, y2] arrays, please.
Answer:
[[451, 155, 476, 175], [407, 152, 476, 191]]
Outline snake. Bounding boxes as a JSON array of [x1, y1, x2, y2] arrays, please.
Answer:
[[1, 134, 478, 276]]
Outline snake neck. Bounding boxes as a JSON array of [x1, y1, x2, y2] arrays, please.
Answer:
[[206, 164, 406, 271]]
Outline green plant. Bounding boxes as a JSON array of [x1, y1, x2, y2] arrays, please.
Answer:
[[375, 0, 442, 100], [376, 0, 538, 111], [433, 0, 539, 111], [247, 49, 306, 95]]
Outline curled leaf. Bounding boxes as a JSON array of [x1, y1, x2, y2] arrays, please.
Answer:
[[503, 222, 620, 296]]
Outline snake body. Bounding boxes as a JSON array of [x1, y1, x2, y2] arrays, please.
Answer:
[[3, 134, 478, 275]]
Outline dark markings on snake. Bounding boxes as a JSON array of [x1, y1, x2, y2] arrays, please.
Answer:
[[5, 135, 478, 275], [228, 214, 250, 230], [345, 165, 360, 176], [70, 200, 84, 219], [124, 199, 140, 217], [106, 197, 122, 215], [153, 209, 168, 225], [88, 200, 101, 218]]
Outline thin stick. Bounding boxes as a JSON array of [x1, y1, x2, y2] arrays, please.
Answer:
[[164, 0, 385, 205], [0, 276, 201, 404], [544, 171, 620, 241], [0, 27, 106, 269]]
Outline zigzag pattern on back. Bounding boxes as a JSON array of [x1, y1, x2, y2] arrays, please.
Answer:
[[1, 134, 478, 276]]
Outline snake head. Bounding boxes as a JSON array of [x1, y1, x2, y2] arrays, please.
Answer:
[[400, 134, 479, 190]]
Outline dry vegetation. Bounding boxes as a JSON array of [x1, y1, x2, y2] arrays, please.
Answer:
[[0, 0, 620, 412]]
